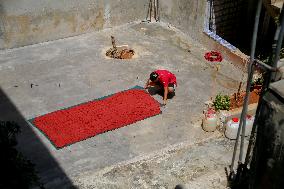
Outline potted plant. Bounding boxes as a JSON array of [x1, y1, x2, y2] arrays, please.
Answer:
[[213, 93, 231, 111]]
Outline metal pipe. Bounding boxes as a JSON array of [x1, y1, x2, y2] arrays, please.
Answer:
[[245, 0, 284, 173], [153, 0, 157, 21], [238, 65, 254, 162], [209, 0, 213, 30], [150, 0, 153, 22], [111, 36, 117, 50], [271, 4, 284, 80], [245, 9, 284, 165], [146, 0, 151, 21], [229, 0, 263, 174], [239, 0, 263, 165], [254, 59, 277, 71], [157, 0, 160, 21]]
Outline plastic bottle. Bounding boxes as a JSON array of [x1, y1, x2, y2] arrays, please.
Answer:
[[225, 117, 240, 139], [202, 109, 217, 132], [245, 115, 255, 137]]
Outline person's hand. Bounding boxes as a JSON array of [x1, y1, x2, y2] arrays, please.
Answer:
[[163, 99, 167, 106]]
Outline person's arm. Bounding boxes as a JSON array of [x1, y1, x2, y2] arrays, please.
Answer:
[[144, 79, 151, 89], [163, 86, 168, 105]]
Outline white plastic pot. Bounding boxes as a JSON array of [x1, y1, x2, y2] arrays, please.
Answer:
[[225, 117, 240, 139], [225, 116, 255, 139], [245, 115, 255, 137], [202, 109, 217, 132]]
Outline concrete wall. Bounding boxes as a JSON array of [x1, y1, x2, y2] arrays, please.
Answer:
[[249, 81, 284, 188], [0, 0, 147, 49], [0, 0, 253, 69], [0, 0, 211, 49], [159, 0, 249, 69], [160, 0, 207, 41]]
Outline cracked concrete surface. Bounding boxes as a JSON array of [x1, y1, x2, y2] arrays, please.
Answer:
[[74, 137, 233, 189], [0, 21, 245, 188]]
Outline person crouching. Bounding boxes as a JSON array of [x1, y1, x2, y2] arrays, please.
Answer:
[[144, 70, 177, 105]]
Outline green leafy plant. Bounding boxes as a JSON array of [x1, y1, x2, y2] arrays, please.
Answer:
[[213, 94, 230, 111]]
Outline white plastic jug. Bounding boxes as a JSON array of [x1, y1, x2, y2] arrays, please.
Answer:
[[245, 115, 255, 137], [202, 109, 217, 132], [225, 117, 240, 139]]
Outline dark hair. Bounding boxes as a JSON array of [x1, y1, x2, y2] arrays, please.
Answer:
[[150, 72, 159, 81]]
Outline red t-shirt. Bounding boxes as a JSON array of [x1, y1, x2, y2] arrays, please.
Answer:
[[154, 70, 177, 87]]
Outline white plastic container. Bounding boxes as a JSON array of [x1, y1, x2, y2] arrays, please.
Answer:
[[225, 117, 240, 139], [218, 110, 231, 131], [202, 109, 217, 132], [245, 115, 255, 137]]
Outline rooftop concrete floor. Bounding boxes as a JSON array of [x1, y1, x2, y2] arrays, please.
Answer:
[[74, 137, 235, 189], [0, 21, 246, 188]]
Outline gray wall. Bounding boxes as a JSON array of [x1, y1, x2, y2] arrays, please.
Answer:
[[0, 0, 226, 50], [160, 0, 207, 41], [249, 81, 284, 188], [0, 0, 208, 49], [0, 0, 147, 49], [159, 0, 246, 64]]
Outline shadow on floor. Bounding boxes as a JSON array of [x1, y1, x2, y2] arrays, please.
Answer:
[[0, 88, 75, 189], [147, 86, 175, 99]]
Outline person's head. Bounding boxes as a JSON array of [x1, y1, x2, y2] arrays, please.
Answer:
[[150, 72, 159, 82]]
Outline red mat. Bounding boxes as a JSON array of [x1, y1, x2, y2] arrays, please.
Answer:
[[31, 88, 161, 148]]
